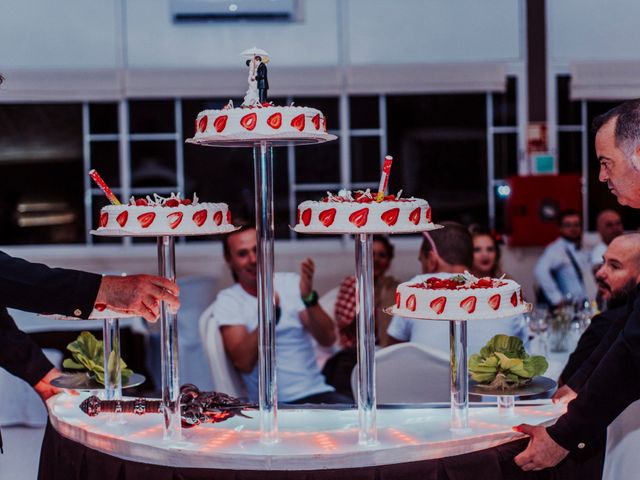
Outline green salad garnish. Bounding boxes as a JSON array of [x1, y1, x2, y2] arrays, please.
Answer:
[[468, 334, 548, 390], [62, 331, 133, 386]]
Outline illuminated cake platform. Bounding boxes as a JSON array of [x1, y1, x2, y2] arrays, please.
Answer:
[[47, 393, 564, 471]]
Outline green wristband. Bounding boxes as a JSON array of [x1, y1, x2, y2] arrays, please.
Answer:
[[301, 290, 319, 308]]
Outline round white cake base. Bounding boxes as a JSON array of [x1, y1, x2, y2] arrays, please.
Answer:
[[384, 303, 533, 321], [186, 133, 337, 148], [292, 223, 444, 235]]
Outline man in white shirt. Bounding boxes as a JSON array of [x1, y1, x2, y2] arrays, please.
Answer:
[[387, 222, 527, 356], [205, 225, 349, 404], [533, 210, 592, 309]]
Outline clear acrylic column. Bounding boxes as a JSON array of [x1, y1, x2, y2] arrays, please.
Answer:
[[497, 396, 515, 416], [158, 235, 181, 442], [450, 320, 469, 431], [355, 233, 377, 445], [102, 318, 122, 400], [253, 140, 278, 444]]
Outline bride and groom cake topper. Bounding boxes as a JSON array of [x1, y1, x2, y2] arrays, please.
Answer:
[[241, 47, 270, 107]]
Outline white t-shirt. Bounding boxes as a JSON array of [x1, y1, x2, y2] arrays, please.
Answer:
[[213, 272, 333, 402], [387, 274, 528, 357]]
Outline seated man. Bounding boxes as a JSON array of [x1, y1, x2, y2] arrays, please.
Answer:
[[533, 209, 592, 309], [205, 224, 350, 404], [387, 222, 527, 355], [555, 233, 640, 398]]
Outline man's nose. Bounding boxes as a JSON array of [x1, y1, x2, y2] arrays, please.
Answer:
[[598, 166, 608, 182]]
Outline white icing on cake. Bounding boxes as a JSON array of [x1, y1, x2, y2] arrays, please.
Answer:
[[191, 105, 333, 142], [389, 272, 529, 321], [293, 189, 433, 234], [94, 193, 236, 237]]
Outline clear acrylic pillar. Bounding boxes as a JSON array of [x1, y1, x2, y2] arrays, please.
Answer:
[[355, 233, 377, 445], [497, 395, 515, 416], [102, 318, 122, 401], [253, 140, 278, 444], [158, 235, 181, 442], [450, 320, 469, 431]]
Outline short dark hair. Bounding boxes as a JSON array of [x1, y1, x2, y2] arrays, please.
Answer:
[[221, 218, 255, 260], [592, 99, 640, 158], [420, 221, 473, 269], [558, 209, 581, 226], [0, 74, 4, 85], [372, 235, 394, 260]]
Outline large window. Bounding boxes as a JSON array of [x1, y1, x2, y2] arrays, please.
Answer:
[[0, 81, 520, 246], [556, 75, 639, 231], [0, 104, 84, 245]]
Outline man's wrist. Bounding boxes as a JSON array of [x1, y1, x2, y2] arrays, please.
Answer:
[[301, 290, 319, 308]]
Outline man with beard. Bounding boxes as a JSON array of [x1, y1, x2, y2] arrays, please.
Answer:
[[515, 99, 640, 471], [556, 233, 640, 390], [534, 210, 592, 309]]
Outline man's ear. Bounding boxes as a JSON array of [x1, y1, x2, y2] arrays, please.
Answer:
[[631, 144, 640, 172], [426, 250, 439, 273]]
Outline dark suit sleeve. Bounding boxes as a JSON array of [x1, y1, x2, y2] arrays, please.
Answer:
[[0, 308, 53, 385], [547, 291, 640, 451], [564, 306, 628, 391], [0, 251, 102, 319], [559, 313, 608, 385]]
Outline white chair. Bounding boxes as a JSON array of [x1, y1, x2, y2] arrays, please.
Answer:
[[314, 286, 341, 369], [0, 348, 62, 427], [350, 342, 450, 403], [176, 275, 218, 390], [602, 399, 640, 480], [198, 303, 246, 398]]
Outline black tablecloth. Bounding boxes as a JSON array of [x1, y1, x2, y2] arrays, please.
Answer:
[[38, 422, 603, 480]]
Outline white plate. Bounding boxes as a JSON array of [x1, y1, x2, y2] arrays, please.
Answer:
[[90, 225, 239, 237]]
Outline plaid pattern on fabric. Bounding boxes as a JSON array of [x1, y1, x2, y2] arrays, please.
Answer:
[[335, 275, 357, 347]]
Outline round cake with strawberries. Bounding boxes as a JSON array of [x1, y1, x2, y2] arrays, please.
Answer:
[[93, 193, 237, 237], [293, 189, 434, 234], [190, 104, 336, 144], [388, 272, 530, 320]]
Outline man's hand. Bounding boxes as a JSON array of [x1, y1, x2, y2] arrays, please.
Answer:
[[552, 385, 577, 404], [299, 258, 315, 299], [513, 424, 569, 471], [33, 368, 77, 402], [95, 275, 180, 322]]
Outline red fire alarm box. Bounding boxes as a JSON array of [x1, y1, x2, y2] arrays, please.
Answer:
[[506, 174, 582, 246]]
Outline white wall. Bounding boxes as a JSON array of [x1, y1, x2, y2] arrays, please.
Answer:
[[548, 0, 640, 63], [0, 0, 119, 68], [346, 0, 521, 65], [1, 0, 523, 70]]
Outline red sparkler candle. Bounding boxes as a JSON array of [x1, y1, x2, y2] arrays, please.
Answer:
[[89, 169, 121, 205], [376, 155, 394, 202]]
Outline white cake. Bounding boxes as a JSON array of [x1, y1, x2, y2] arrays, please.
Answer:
[[191, 105, 334, 143], [293, 189, 433, 234], [94, 194, 236, 237], [390, 272, 529, 320]]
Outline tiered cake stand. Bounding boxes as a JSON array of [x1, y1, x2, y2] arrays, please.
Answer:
[[386, 300, 532, 431], [186, 134, 336, 444], [91, 228, 236, 442], [293, 224, 441, 445]]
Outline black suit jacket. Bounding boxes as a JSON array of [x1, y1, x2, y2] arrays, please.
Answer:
[[0, 251, 102, 385], [547, 287, 640, 452], [558, 305, 628, 387]]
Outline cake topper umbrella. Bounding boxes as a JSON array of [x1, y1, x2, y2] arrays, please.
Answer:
[[241, 47, 270, 106]]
